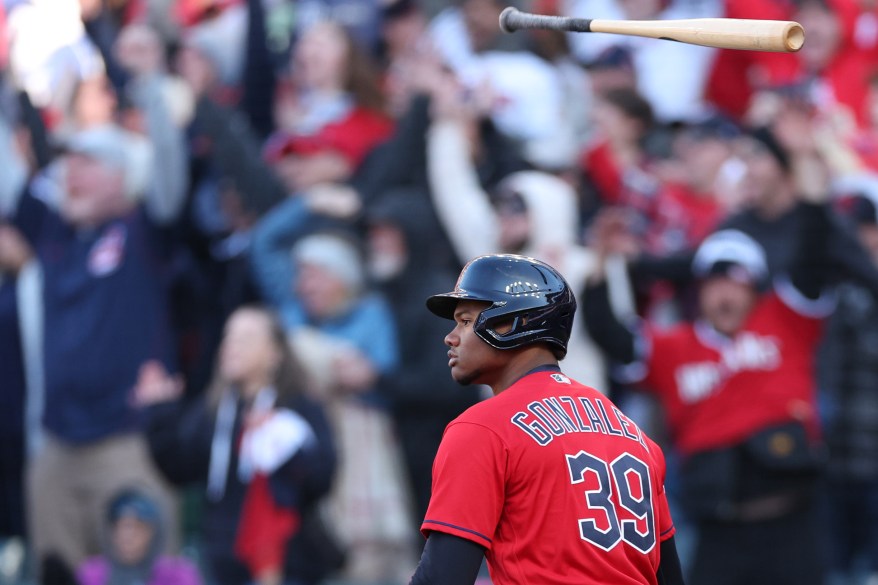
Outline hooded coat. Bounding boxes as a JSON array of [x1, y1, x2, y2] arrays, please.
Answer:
[[76, 493, 201, 585]]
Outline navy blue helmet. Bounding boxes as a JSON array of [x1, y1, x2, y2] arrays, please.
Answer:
[[426, 254, 576, 358]]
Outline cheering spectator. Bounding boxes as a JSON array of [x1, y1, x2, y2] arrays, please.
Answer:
[[250, 195, 415, 584], [0, 120, 181, 577], [138, 306, 337, 585], [585, 180, 836, 584], [706, 0, 877, 124], [272, 20, 392, 163], [426, 82, 612, 392]]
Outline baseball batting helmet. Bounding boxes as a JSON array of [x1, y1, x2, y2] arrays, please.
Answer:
[[426, 254, 576, 358]]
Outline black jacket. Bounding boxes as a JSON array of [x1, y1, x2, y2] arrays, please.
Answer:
[[145, 392, 336, 585]]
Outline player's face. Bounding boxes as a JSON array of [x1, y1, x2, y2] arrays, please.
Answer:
[[699, 276, 758, 336], [444, 300, 507, 387]]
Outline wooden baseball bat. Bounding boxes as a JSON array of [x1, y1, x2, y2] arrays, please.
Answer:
[[499, 7, 804, 52]]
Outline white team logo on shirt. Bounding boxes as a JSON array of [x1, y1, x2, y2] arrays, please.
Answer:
[[88, 224, 127, 277], [675, 332, 781, 403], [550, 373, 571, 385]]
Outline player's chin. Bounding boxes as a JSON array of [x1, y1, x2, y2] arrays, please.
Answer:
[[452, 367, 480, 386]]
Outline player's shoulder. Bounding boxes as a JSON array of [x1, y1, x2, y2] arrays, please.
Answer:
[[451, 393, 503, 427]]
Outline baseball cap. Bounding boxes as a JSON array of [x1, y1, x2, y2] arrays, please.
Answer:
[[62, 125, 154, 201], [692, 229, 768, 286], [584, 46, 634, 71]]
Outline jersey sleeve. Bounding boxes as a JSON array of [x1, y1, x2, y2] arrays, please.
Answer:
[[421, 421, 507, 550]]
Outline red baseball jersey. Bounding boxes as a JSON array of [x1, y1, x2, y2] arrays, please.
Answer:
[[637, 280, 831, 456], [422, 367, 675, 585]]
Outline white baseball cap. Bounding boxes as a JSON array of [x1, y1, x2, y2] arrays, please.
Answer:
[[63, 124, 154, 201], [692, 229, 768, 285]]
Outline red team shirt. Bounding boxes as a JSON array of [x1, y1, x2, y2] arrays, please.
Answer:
[[638, 281, 831, 456], [422, 368, 675, 585]]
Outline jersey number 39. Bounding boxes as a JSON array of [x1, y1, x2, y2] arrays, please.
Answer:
[[566, 451, 656, 553]]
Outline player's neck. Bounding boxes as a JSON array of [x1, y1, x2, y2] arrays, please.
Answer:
[[490, 347, 559, 396]]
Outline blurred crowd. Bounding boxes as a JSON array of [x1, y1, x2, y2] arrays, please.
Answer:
[[0, 0, 877, 584]]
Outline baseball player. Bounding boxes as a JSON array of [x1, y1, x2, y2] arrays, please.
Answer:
[[409, 254, 684, 585]]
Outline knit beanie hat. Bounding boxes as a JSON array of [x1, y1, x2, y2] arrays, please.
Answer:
[[291, 232, 365, 294]]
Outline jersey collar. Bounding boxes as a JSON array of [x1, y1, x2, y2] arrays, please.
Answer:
[[512, 363, 561, 386]]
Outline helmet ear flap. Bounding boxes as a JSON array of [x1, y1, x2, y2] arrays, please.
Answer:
[[483, 311, 526, 338]]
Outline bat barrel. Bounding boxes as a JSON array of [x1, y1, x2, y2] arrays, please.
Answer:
[[589, 18, 804, 52]]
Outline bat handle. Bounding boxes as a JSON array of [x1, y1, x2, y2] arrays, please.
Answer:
[[499, 7, 593, 33]]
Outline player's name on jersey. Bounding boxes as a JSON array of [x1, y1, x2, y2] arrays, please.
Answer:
[[511, 395, 649, 448]]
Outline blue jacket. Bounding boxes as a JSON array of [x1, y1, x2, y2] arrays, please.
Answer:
[[249, 197, 398, 378], [12, 186, 175, 443]]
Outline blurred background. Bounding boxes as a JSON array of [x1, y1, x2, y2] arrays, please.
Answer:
[[0, 0, 877, 584]]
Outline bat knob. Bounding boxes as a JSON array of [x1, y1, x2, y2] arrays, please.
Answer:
[[499, 6, 519, 33]]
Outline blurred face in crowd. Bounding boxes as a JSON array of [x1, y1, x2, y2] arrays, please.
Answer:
[[735, 137, 788, 211], [676, 134, 733, 194], [295, 262, 352, 320], [699, 275, 758, 336], [72, 75, 116, 129], [294, 21, 349, 93], [859, 224, 878, 266], [382, 8, 426, 59], [795, 1, 841, 74], [112, 514, 155, 566], [593, 98, 644, 148], [175, 45, 218, 96], [495, 196, 530, 254], [219, 309, 281, 397], [618, 0, 663, 20], [367, 222, 408, 281], [588, 65, 637, 96], [462, 0, 502, 52], [62, 153, 128, 226]]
